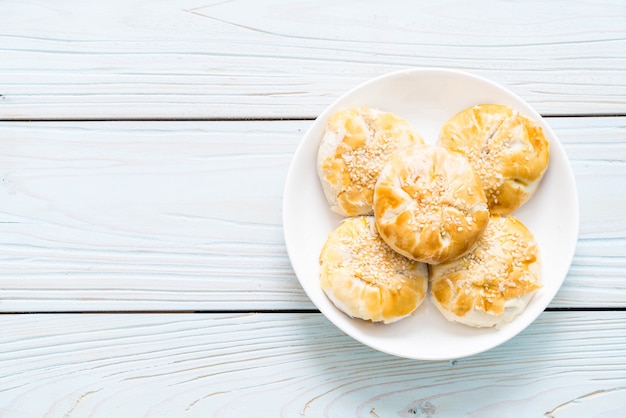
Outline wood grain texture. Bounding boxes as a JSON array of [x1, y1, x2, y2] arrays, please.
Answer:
[[0, 121, 307, 311], [1, 0, 625, 119], [1, 312, 625, 417], [0, 117, 624, 311], [1, 2, 624, 415]]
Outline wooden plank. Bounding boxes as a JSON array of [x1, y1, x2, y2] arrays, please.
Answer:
[[0, 117, 624, 311], [551, 117, 626, 308], [1, 312, 625, 416], [1, 0, 625, 119], [0, 120, 308, 311]]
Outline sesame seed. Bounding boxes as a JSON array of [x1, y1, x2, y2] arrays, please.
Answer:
[[336, 113, 416, 191], [433, 216, 540, 313], [337, 218, 419, 287]]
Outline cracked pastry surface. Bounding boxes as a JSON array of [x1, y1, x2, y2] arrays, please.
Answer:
[[319, 216, 428, 324], [373, 144, 489, 265], [438, 104, 550, 215], [430, 215, 542, 328], [317, 105, 423, 217]]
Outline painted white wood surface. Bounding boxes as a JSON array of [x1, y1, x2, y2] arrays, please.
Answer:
[[1, 0, 625, 415], [1, 0, 625, 119], [0, 118, 624, 311], [1, 312, 625, 417]]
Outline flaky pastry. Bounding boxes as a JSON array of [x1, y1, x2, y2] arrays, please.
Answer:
[[373, 144, 489, 265], [430, 215, 542, 328], [438, 104, 550, 215], [319, 216, 428, 324], [317, 105, 423, 216]]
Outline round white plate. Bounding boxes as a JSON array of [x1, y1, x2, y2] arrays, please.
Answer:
[[282, 68, 579, 360]]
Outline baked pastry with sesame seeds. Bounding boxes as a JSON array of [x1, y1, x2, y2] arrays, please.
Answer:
[[317, 105, 423, 217], [430, 215, 542, 328], [438, 104, 550, 215], [373, 144, 490, 265], [319, 216, 428, 324]]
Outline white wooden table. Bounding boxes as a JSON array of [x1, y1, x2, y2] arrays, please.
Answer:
[[1, 1, 626, 416]]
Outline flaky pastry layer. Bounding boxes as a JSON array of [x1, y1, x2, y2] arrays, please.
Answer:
[[438, 104, 550, 215], [317, 106, 423, 216], [319, 216, 428, 324], [430, 215, 542, 328], [373, 144, 489, 264]]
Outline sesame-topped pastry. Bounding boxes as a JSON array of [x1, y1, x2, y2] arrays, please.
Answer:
[[317, 105, 423, 217], [319, 216, 428, 324], [373, 144, 489, 265], [438, 104, 550, 215], [430, 215, 542, 328]]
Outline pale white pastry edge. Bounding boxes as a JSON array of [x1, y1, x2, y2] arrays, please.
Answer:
[[429, 290, 536, 328]]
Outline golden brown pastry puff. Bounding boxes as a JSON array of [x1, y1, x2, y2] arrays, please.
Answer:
[[430, 215, 542, 328], [319, 216, 428, 324], [317, 105, 423, 217], [373, 144, 489, 265], [438, 104, 550, 215]]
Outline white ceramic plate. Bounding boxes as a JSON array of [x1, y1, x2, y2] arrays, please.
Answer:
[[283, 68, 579, 360]]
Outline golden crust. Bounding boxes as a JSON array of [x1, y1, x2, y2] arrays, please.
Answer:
[[373, 144, 489, 265], [317, 106, 423, 217], [319, 216, 428, 324], [438, 104, 550, 215], [430, 215, 542, 328]]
